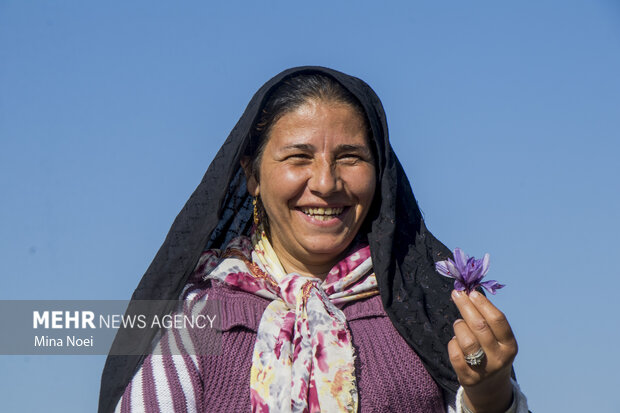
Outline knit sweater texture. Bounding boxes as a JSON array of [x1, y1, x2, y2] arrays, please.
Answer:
[[115, 282, 447, 412]]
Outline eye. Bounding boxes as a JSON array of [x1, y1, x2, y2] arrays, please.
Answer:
[[284, 153, 312, 162], [337, 153, 363, 164]]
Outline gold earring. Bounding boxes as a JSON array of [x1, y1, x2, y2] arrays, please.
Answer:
[[253, 197, 260, 226]]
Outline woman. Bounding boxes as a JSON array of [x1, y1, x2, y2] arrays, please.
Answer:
[[99, 67, 528, 412]]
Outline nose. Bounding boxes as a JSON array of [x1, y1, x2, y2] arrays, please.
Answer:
[[307, 159, 341, 196]]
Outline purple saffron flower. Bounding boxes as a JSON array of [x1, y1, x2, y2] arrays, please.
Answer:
[[435, 248, 505, 294]]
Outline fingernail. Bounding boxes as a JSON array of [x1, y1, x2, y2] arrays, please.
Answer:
[[452, 290, 463, 298], [470, 291, 481, 299]]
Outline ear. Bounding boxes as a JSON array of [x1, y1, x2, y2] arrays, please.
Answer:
[[240, 156, 260, 197]]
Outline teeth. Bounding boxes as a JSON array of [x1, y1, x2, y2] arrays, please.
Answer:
[[300, 207, 344, 216]]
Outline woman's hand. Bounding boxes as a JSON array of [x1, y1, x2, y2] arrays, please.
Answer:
[[449, 290, 518, 413]]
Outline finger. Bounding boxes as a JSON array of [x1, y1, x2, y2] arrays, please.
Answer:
[[468, 291, 516, 345], [447, 336, 480, 387], [453, 319, 486, 361], [451, 290, 500, 352]]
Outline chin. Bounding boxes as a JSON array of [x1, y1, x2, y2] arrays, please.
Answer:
[[301, 236, 352, 257]]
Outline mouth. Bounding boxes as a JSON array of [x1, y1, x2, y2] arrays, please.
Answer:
[[298, 206, 346, 221]]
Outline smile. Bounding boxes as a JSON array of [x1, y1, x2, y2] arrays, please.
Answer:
[[299, 207, 345, 221]]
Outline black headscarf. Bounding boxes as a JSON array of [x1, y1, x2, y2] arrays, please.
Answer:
[[98, 66, 461, 413]]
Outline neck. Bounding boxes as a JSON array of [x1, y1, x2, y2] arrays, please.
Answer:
[[252, 224, 349, 281], [271, 248, 337, 281]]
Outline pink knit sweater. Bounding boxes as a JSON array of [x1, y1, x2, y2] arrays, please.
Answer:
[[116, 282, 447, 412]]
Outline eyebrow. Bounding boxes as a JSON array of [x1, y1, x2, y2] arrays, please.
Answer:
[[337, 144, 371, 153], [279, 143, 371, 153], [280, 143, 315, 151]]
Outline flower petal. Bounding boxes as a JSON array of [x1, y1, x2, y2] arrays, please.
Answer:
[[446, 260, 462, 280], [480, 280, 505, 295], [467, 258, 485, 284], [453, 279, 466, 291], [480, 253, 490, 277], [460, 257, 478, 284], [435, 260, 453, 278], [453, 248, 468, 273]]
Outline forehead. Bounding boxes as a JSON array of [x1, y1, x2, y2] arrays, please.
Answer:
[[266, 100, 370, 148]]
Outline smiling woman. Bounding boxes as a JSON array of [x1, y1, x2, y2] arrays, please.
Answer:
[[99, 67, 529, 413], [243, 97, 376, 279]]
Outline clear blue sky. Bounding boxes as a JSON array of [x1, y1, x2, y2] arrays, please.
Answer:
[[1, 1, 619, 411]]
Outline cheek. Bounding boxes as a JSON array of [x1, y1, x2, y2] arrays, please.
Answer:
[[260, 166, 309, 207], [347, 167, 376, 205]]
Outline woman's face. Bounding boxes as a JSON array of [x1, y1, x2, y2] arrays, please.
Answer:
[[246, 99, 376, 276]]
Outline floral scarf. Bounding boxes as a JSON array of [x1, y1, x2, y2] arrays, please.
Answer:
[[203, 228, 378, 413]]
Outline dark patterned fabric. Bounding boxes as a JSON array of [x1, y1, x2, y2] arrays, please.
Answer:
[[99, 66, 461, 413]]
